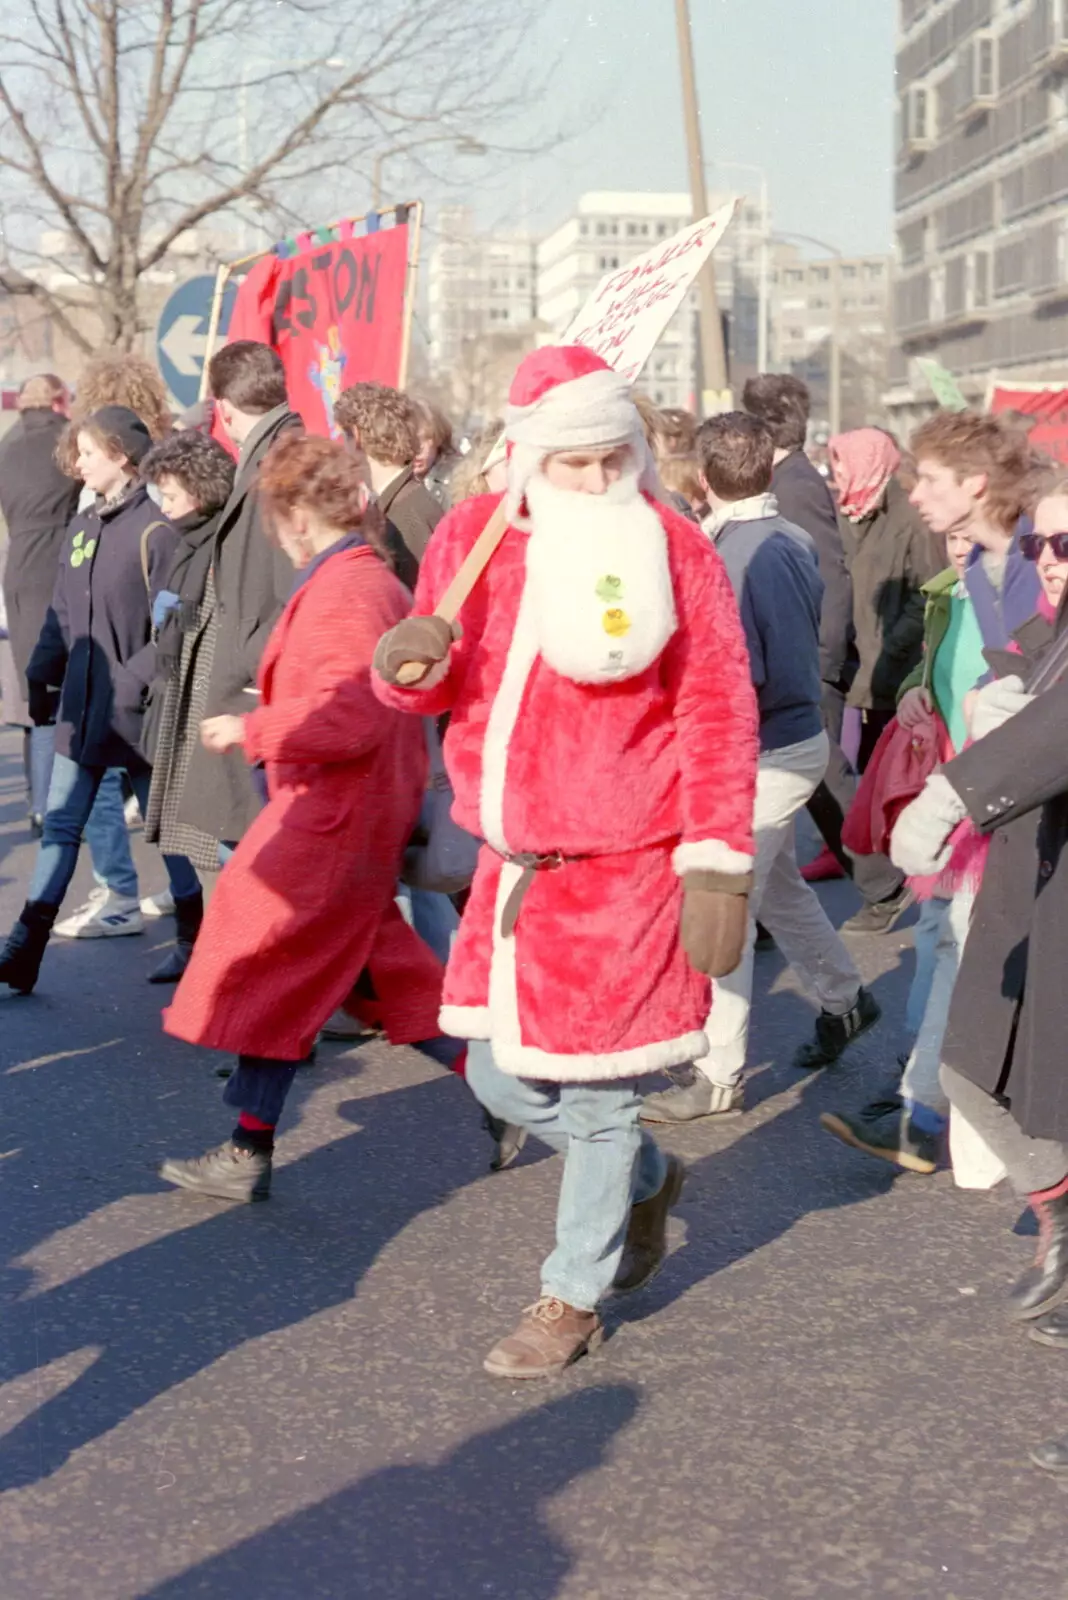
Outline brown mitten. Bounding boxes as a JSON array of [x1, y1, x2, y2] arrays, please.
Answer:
[[680, 870, 753, 977], [373, 615, 455, 686]]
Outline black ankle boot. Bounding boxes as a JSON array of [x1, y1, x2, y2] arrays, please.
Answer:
[[1009, 1188, 1068, 1320], [148, 890, 203, 984], [0, 902, 59, 995]]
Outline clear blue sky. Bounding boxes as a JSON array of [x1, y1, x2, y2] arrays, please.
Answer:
[[465, 0, 897, 257]]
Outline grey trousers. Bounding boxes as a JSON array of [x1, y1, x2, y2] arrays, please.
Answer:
[[940, 1063, 1068, 1197]]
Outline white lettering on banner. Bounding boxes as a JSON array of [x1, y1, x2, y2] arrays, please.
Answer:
[[561, 200, 738, 384]]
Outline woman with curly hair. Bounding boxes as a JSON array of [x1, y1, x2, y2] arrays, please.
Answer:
[[158, 434, 449, 1202], [56, 353, 173, 476], [138, 431, 237, 982]]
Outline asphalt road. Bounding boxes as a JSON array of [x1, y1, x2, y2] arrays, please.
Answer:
[[1, 726, 1066, 1600]]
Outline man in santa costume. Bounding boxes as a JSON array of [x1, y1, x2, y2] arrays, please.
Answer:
[[374, 346, 759, 1379]]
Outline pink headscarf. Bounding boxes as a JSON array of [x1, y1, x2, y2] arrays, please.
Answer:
[[829, 428, 901, 521]]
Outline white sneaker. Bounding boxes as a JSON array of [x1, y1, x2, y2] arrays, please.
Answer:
[[54, 892, 144, 939], [141, 888, 176, 918]]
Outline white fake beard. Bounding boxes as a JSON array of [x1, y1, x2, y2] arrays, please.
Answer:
[[523, 471, 677, 684]]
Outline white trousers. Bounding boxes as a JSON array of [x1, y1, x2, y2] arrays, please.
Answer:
[[695, 732, 862, 1089]]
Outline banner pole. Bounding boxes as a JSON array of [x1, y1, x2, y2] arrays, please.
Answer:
[[398, 200, 423, 390], [198, 264, 232, 401]]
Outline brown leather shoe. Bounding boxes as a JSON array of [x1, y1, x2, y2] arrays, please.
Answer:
[[613, 1154, 686, 1294], [483, 1297, 604, 1379]]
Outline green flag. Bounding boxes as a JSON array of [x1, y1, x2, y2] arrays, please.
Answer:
[[916, 357, 969, 412]]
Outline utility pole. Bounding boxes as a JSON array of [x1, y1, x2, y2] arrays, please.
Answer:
[[673, 0, 730, 414]]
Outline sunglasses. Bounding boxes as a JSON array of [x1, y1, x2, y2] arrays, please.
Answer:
[[1021, 532, 1068, 562]]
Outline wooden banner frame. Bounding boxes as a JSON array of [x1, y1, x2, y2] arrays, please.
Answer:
[[198, 199, 424, 400]]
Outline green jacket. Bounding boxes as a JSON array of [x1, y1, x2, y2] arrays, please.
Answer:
[[896, 566, 958, 722]]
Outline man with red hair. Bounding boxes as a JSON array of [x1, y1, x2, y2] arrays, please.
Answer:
[[374, 346, 759, 1378]]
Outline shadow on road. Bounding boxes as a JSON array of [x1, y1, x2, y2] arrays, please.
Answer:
[[143, 1385, 639, 1599], [0, 1068, 487, 1491]]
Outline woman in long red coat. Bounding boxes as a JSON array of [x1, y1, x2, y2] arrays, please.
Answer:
[[159, 433, 446, 1202]]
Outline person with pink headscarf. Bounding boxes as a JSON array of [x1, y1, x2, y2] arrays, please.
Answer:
[[829, 427, 943, 772]]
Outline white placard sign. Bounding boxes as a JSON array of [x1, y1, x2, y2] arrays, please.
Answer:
[[561, 198, 739, 383]]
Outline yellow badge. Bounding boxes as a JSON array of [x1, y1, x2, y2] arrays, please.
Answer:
[[602, 608, 631, 638]]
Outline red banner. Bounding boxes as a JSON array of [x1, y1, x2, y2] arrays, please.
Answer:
[[990, 385, 1068, 465], [222, 224, 410, 439]]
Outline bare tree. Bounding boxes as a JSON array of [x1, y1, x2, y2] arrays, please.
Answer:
[[0, 0, 555, 352]]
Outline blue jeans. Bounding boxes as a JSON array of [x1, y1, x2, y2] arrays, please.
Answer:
[[223, 1056, 299, 1125], [29, 725, 139, 897], [396, 883, 459, 964], [28, 753, 199, 907], [465, 1040, 668, 1311]]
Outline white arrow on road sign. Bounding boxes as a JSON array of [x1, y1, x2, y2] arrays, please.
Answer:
[[159, 314, 209, 379]]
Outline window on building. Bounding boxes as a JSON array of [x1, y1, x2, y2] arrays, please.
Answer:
[[626, 222, 638, 236], [812, 265, 830, 281], [596, 222, 607, 236], [865, 262, 885, 279], [657, 222, 671, 237], [580, 222, 589, 236], [842, 263, 857, 278], [640, 223, 650, 236], [785, 268, 803, 284]]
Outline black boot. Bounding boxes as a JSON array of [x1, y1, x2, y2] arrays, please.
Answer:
[[1009, 1187, 1068, 1321], [147, 890, 203, 984], [0, 902, 58, 995]]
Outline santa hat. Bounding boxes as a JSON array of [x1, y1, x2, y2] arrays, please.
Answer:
[[503, 345, 656, 524]]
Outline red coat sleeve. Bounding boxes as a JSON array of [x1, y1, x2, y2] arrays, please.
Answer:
[[663, 528, 759, 877], [242, 559, 401, 766], [372, 496, 498, 717]]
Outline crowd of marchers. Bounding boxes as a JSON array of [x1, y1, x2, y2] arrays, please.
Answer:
[[2, 343, 1068, 1474]]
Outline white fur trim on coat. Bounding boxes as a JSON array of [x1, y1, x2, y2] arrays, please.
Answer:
[[672, 839, 755, 877], [440, 1004, 491, 1038], [478, 575, 539, 854], [468, 859, 708, 1081]]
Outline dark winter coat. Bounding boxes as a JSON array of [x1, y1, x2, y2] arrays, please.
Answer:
[[0, 408, 81, 679], [26, 484, 178, 771], [839, 475, 944, 711], [177, 404, 302, 844], [377, 467, 443, 592], [940, 610, 1068, 1140], [771, 449, 853, 690]]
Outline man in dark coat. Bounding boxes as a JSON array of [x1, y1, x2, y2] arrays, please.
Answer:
[[742, 374, 909, 931], [0, 375, 79, 686], [334, 382, 442, 591], [177, 341, 302, 849]]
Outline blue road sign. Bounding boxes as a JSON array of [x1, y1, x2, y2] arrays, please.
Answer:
[[156, 276, 236, 409]]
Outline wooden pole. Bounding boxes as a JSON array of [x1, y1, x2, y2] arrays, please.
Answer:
[[398, 199, 423, 390], [198, 263, 232, 401], [673, 0, 730, 412], [394, 500, 509, 684]]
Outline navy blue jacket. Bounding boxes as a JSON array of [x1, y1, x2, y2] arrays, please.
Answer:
[[711, 508, 825, 753], [964, 520, 1042, 653], [27, 484, 178, 770]]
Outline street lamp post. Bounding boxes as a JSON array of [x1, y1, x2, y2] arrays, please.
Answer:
[[774, 230, 843, 436], [372, 136, 486, 211]]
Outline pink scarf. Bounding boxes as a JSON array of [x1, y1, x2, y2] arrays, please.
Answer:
[[829, 429, 901, 521]]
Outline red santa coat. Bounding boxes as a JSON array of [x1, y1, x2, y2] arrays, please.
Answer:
[[164, 544, 443, 1062], [373, 493, 759, 1082]]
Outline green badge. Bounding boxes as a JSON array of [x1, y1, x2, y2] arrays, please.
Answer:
[[595, 573, 624, 602], [70, 530, 96, 568]]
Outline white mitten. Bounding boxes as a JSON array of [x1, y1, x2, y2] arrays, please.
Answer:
[[890, 773, 968, 878], [969, 674, 1032, 742]]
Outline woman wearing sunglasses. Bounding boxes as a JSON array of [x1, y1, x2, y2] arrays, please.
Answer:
[[890, 472, 1068, 1474]]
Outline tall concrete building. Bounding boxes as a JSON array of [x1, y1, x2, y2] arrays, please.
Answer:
[[889, 0, 1068, 424], [771, 246, 892, 431], [426, 206, 539, 420]]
